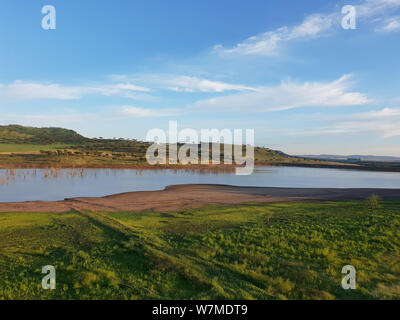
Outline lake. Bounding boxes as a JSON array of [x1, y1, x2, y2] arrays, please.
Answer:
[[1, 166, 400, 202]]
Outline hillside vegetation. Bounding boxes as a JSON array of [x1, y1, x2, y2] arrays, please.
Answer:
[[0, 200, 399, 299], [0, 125, 313, 167], [0, 124, 363, 169], [0, 125, 88, 144]]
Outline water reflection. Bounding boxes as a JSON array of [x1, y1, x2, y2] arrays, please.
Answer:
[[0, 167, 235, 186], [1, 166, 400, 202]]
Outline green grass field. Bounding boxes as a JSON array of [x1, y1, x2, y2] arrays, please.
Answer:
[[0, 201, 399, 300], [0, 144, 68, 153]]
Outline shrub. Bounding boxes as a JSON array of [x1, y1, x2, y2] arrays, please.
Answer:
[[365, 195, 381, 215]]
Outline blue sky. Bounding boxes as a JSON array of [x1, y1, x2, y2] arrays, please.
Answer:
[[0, 0, 400, 155]]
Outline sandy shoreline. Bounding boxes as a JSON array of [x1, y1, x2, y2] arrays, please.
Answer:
[[0, 184, 399, 213]]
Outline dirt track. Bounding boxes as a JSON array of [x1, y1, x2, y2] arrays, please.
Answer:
[[0, 184, 399, 213]]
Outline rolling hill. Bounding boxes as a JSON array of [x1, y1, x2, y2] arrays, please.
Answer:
[[300, 154, 400, 162], [0, 125, 89, 144], [0, 124, 363, 169]]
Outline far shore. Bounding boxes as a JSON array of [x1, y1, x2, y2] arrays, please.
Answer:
[[1, 161, 400, 172], [0, 184, 399, 213]]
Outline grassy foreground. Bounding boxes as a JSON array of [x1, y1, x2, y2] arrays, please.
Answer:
[[0, 201, 399, 300]]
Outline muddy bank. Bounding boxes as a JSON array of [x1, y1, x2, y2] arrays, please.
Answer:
[[0, 184, 399, 213]]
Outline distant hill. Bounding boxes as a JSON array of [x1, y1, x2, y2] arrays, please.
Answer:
[[272, 149, 290, 157], [300, 154, 400, 162], [0, 125, 381, 168], [0, 125, 89, 144], [0, 124, 303, 165]]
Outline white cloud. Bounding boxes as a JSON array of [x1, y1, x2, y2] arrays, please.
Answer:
[[352, 107, 400, 119], [166, 76, 256, 92], [0, 81, 82, 100], [109, 74, 255, 93], [0, 81, 151, 101], [215, 14, 337, 56], [342, 107, 400, 138], [107, 83, 150, 92], [119, 106, 181, 118], [376, 16, 400, 31], [0, 105, 180, 127], [357, 0, 400, 18], [216, 0, 400, 56], [291, 107, 400, 138], [0, 113, 93, 127], [289, 14, 335, 38], [190, 75, 370, 112]]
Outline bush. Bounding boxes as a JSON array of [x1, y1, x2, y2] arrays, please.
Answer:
[[365, 194, 381, 215]]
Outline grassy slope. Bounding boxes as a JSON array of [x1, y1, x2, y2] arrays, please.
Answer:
[[2, 124, 400, 170], [0, 201, 399, 300], [0, 144, 69, 153], [0, 124, 354, 167], [0, 125, 87, 144]]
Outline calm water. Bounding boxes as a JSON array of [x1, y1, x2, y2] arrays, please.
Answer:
[[1, 166, 400, 202]]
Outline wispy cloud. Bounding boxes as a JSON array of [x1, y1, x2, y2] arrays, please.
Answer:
[[165, 76, 256, 92], [190, 75, 370, 112], [215, 0, 400, 56], [376, 16, 400, 31], [0, 81, 83, 100], [0, 81, 151, 101], [0, 105, 179, 128], [119, 106, 181, 118], [357, 0, 400, 18], [291, 107, 400, 138], [338, 107, 400, 138], [109, 74, 255, 93], [107, 83, 150, 92], [214, 13, 337, 56], [0, 113, 93, 127]]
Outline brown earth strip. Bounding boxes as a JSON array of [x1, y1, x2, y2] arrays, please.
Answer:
[[0, 184, 399, 213]]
